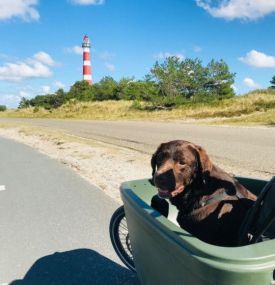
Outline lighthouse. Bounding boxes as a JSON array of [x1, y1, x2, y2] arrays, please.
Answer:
[[82, 35, 92, 85]]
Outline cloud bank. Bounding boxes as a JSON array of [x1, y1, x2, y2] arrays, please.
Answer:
[[0, 0, 39, 21], [0, 51, 55, 81], [70, 0, 104, 5], [239, 50, 275, 68], [196, 0, 275, 20]]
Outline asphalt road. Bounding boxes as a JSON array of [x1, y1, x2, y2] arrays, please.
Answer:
[[0, 118, 274, 177], [0, 137, 136, 284]]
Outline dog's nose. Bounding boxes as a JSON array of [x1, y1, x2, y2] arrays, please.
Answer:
[[154, 169, 175, 189]]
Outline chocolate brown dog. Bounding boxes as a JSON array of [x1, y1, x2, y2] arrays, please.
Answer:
[[151, 140, 257, 246]]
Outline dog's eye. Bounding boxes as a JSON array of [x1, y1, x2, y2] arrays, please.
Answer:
[[179, 161, 186, 166]]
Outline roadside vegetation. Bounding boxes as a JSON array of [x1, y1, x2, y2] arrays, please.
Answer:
[[17, 56, 236, 110], [1, 56, 275, 125], [1, 90, 275, 125], [0, 105, 7, 112]]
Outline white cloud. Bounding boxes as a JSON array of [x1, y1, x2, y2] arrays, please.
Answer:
[[231, 84, 238, 93], [55, 81, 65, 89], [196, 0, 275, 20], [0, 52, 55, 81], [64, 45, 83, 55], [0, 0, 39, 21], [70, 0, 104, 5], [239, 50, 275, 68], [154, 52, 185, 61], [41, 85, 51, 94], [104, 62, 115, 71], [19, 90, 31, 98], [243, 77, 261, 89], [0, 94, 21, 107], [0, 62, 52, 81], [33, 52, 55, 66]]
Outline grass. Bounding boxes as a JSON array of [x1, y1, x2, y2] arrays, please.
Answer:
[[1, 90, 275, 125]]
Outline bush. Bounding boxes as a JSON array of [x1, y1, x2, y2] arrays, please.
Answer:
[[0, 105, 7, 111], [132, 96, 187, 111], [33, 106, 39, 113]]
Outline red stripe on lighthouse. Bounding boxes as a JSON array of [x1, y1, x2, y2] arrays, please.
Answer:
[[83, 52, 90, 61], [83, 65, 91, 74]]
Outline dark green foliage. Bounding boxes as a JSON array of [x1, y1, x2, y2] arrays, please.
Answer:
[[93, 76, 118, 100], [0, 105, 7, 111], [270, 76, 275, 89], [149, 57, 235, 100], [18, 97, 30, 109], [18, 89, 66, 110], [204, 59, 235, 99], [29, 93, 65, 110], [116, 78, 158, 101], [66, 81, 94, 101], [17, 57, 236, 110]]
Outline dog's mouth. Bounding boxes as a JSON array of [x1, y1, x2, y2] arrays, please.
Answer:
[[158, 185, 184, 199]]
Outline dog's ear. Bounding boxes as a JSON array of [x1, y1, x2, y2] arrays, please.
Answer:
[[151, 149, 158, 178], [188, 143, 212, 174], [151, 144, 163, 178]]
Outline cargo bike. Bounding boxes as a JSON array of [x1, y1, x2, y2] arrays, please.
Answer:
[[109, 176, 275, 285]]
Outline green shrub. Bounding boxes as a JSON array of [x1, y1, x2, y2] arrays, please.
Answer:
[[0, 105, 7, 112]]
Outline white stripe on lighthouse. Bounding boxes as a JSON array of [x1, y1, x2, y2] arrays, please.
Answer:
[[83, 47, 90, 52], [0, 185, 6, 191], [84, 74, 92, 80], [83, 60, 91, 66]]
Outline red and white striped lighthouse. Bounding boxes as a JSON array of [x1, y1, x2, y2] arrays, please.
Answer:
[[82, 35, 92, 85]]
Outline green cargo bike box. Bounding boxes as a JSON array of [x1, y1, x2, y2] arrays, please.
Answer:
[[120, 177, 275, 285]]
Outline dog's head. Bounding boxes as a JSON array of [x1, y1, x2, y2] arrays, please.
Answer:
[[151, 140, 212, 199]]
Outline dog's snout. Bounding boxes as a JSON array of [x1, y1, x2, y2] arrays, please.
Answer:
[[154, 169, 175, 189]]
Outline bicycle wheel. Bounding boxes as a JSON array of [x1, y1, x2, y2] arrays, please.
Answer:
[[109, 206, 136, 272]]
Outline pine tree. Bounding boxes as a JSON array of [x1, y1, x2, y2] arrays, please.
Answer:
[[270, 76, 275, 89]]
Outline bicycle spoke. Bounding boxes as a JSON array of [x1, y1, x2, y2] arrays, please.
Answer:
[[109, 206, 136, 271]]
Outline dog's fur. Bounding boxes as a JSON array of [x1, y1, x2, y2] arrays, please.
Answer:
[[151, 140, 257, 246]]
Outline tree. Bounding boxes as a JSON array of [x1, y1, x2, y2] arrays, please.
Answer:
[[177, 58, 206, 98], [0, 105, 7, 111], [67, 80, 94, 101], [55, 88, 66, 97], [149, 56, 181, 97], [18, 97, 30, 109], [116, 77, 158, 101], [149, 57, 210, 99], [115, 77, 135, 99], [270, 76, 275, 89], [204, 59, 235, 99], [93, 76, 118, 100]]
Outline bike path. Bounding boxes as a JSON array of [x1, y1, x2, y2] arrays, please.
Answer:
[[0, 137, 137, 284]]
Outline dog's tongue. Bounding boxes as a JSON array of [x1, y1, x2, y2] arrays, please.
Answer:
[[158, 185, 184, 198], [158, 188, 170, 198]]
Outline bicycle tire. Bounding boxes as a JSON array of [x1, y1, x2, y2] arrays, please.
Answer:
[[109, 206, 136, 272]]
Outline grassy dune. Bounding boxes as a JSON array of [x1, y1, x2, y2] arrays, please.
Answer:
[[1, 91, 275, 125]]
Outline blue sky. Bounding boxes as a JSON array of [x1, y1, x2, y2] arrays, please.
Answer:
[[1, 0, 275, 107]]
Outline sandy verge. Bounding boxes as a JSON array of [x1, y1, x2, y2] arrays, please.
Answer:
[[0, 126, 151, 203]]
